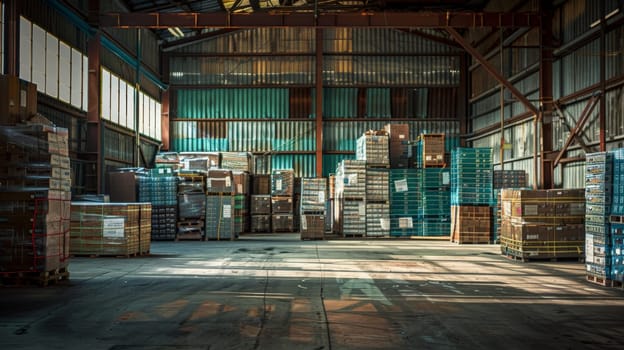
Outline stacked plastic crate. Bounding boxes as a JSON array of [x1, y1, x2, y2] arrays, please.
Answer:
[[139, 168, 178, 240], [0, 125, 71, 283], [300, 178, 327, 240], [205, 169, 235, 240], [450, 148, 493, 244], [271, 169, 295, 232], [585, 152, 614, 284], [418, 168, 451, 237], [357, 131, 390, 237], [335, 160, 367, 237], [608, 149, 624, 284], [177, 172, 206, 240], [389, 169, 420, 237]]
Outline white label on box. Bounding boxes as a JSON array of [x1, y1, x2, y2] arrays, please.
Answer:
[[348, 174, 358, 185], [207, 179, 212, 189], [442, 172, 450, 185], [276, 179, 283, 191], [399, 134, 405, 139], [526, 234, 539, 240], [502, 202, 511, 217], [617, 248, 622, 255], [524, 205, 538, 216], [103, 217, 125, 238], [318, 192, 325, 203], [528, 251, 539, 256], [301, 215, 308, 230], [159, 168, 164, 174], [380, 218, 390, 230], [225, 177, 231, 187], [237, 184, 243, 193], [223, 204, 232, 218], [399, 217, 413, 228], [359, 203, 366, 216], [395, 179, 408, 192]]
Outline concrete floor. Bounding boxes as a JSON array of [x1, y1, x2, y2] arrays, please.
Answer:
[[2, 234, 624, 350]]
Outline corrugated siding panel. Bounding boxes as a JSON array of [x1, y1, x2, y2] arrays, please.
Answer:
[[273, 122, 316, 152], [552, 98, 600, 150], [324, 55, 460, 86], [560, 40, 600, 96], [606, 86, 624, 139], [176, 89, 289, 119], [103, 127, 134, 164], [556, 0, 619, 44], [170, 56, 315, 85], [471, 121, 534, 164], [366, 88, 391, 118], [322, 154, 356, 177], [272, 154, 316, 178], [323, 88, 358, 118], [562, 162, 585, 189], [175, 28, 316, 54], [324, 28, 461, 54], [606, 27, 624, 81]]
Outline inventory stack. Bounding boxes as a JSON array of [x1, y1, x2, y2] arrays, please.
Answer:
[[205, 169, 235, 240], [335, 160, 366, 237], [389, 169, 420, 237], [177, 172, 206, 240], [415, 133, 446, 168], [327, 175, 335, 233], [138, 168, 178, 240], [500, 189, 585, 260], [300, 178, 327, 240], [0, 125, 71, 281], [608, 149, 624, 283], [365, 169, 390, 237], [356, 131, 390, 167], [293, 177, 302, 232], [232, 171, 250, 237], [271, 169, 295, 232], [70, 202, 151, 257], [492, 170, 528, 243], [450, 147, 493, 244], [251, 175, 271, 233], [584, 152, 614, 283], [221, 152, 252, 173], [384, 124, 410, 169], [419, 168, 451, 237]]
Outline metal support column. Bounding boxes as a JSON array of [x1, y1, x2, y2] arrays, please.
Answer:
[[315, 28, 323, 178], [540, 1, 555, 189], [599, 0, 607, 151], [5, 0, 20, 76], [87, 32, 103, 193], [161, 90, 170, 151], [457, 53, 468, 147], [135, 29, 142, 167]]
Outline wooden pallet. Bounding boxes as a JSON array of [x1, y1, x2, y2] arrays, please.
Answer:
[[586, 274, 624, 287], [0, 267, 70, 287]]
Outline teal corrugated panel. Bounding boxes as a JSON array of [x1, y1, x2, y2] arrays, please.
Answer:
[[324, 88, 357, 118], [322, 154, 356, 177], [366, 88, 391, 118]]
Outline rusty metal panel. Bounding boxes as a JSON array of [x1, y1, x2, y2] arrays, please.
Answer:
[[560, 39, 600, 97], [176, 88, 290, 119], [324, 28, 461, 54]]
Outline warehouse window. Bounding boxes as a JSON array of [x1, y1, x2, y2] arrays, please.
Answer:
[[101, 67, 161, 141], [18, 16, 88, 112]]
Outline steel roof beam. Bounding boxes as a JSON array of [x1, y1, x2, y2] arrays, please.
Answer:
[[99, 11, 540, 28]]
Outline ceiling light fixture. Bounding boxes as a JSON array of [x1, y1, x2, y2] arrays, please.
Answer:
[[167, 27, 184, 38]]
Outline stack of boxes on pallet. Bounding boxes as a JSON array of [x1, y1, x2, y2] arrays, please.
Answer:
[[385, 124, 410, 169], [205, 169, 234, 240], [271, 169, 295, 232], [415, 134, 446, 168], [232, 171, 251, 237], [335, 160, 367, 237], [357, 130, 391, 237], [491, 170, 528, 243], [500, 189, 585, 260], [0, 124, 71, 277], [251, 175, 271, 233], [585, 152, 613, 283], [419, 168, 451, 237], [389, 169, 420, 237], [609, 150, 624, 284], [300, 178, 327, 240], [70, 202, 152, 257], [177, 172, 206, 240], [138, 168, 178, 240], [450, 148, 493, 243]]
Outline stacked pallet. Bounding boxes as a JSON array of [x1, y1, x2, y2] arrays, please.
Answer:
[[389, 169, 420, 237], [584, 152, 613, 283], [500, 189, 585, 260], [356, 131, 390, 167], [232, 171, 250, 237], [271, 169, 295, 232], [0, 125, 71, 279], [327, 175, 335, 233], [300, 178, 327, 240], [365, 169, 390, 237], [70, 202, 151, 256], [179, 152, 220, 172], [205, 169, 234, 240], [450, 147, 493, 243], [251, 175, 271, 233], [384, 124, 410, 169], [415, 133, 446, 168], [491, 170, 528, 243], [419, 168, 451, 237], [335, 160, 366, 237], [138, 168, 178, 240], [177, 172, 206, 240], [221, 152, 252, 173]]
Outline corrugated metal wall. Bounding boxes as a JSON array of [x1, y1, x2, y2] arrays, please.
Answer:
[[554, 0, 619, 45], [176, 89, 291, 119]]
